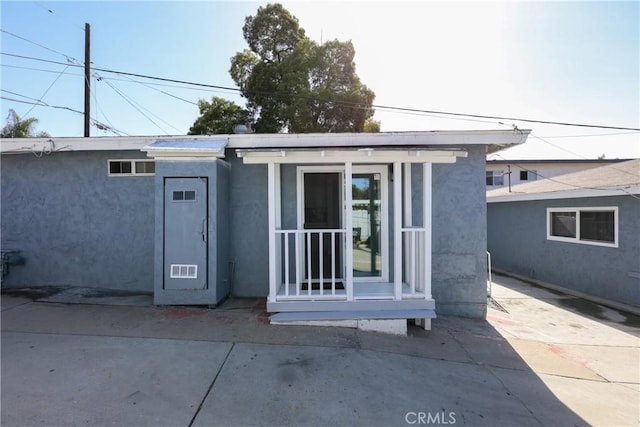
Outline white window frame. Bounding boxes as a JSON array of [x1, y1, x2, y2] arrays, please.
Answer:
[[108, 159, 155, 176], [486, 170, 504, 186], [546, 206, 618, 248]]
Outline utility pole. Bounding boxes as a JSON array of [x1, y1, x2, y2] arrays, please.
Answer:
[[84, 23, 91, 137]]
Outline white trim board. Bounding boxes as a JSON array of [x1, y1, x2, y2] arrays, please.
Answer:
[[238, 149, 467, 164]]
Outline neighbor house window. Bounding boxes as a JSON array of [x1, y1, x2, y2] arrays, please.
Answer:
[[547, 207, 618, 247], [520, 170, 537, 181], [108, 160, 155, 176], [486, 171, 504, 186]]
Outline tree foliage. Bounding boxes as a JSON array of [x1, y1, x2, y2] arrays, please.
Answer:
[[188, 97, 250, 135], [363, 118, 381, 133], [1, 109, 50, 138], [230, 3, 375, 133]]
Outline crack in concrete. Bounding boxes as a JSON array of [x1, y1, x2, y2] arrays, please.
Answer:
[[188, 342, 235, 427]]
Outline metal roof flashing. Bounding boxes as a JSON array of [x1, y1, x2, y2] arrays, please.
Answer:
[[142, 139, 228, 158]]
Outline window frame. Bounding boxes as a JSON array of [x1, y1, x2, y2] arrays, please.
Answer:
[[546, 206, 618, 248], [520, 170, 537, 181], [108, 159, 155, 176], [486, 170, 504, 186]]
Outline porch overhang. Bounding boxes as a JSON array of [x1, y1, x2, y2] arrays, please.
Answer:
[[236, 148, 468, 164]]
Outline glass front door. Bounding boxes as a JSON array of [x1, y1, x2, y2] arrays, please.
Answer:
[[352, 173, 383, 279], [299, 165, 388, 284]]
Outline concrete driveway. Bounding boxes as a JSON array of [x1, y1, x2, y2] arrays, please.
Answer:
[[1, 274, 638, 426]]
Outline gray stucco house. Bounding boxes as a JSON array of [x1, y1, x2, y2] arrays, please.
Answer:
[[2, 130, 528, 330], [487, 159, 640, 312]]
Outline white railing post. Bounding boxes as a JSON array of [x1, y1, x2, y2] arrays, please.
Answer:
[[404, 164, 412, 298], [267, 162, 277, 302], [345, 162, 354, 301], [423, 163, 432, 300], [393, 162, 402, 300]]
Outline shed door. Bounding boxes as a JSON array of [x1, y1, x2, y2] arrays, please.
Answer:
[[164, 177, 207, 290]]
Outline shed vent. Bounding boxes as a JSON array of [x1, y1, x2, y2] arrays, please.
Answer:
[[170, 264, 198, 279]]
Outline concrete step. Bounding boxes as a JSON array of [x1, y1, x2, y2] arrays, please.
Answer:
[[270, 309, 436, 322]]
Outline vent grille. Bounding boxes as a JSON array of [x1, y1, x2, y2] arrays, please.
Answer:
[[170, 264, 198, 279]]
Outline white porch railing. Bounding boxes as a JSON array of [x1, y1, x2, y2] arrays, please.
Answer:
[[275, 229, 347, 298], [273, 227, 431, 302], [401, 227, 428, 296]]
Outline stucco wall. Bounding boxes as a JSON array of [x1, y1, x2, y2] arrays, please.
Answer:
[[432, 146, 488, 317], [2, 145, 491, 317], [1, 150, 154, 291], [487, 195, 640, 308]]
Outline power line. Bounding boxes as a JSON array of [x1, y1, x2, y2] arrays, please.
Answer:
[[0, 92, 127, 136], [23, 65, 71, 117], [3, 51, 640, 131], [100, 79, 173, 135], [528, 132, 640, 179], [534, 131, 640, 139], [94, 72, 198, 106], [0, 29, 81, 64], [90, 76, 129, 136]]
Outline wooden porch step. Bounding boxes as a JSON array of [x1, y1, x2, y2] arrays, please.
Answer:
[[270, 309, 436, 322]]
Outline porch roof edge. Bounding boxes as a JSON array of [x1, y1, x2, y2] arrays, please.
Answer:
[[236, 148, 468, 164], [227, 129, 530, 150]]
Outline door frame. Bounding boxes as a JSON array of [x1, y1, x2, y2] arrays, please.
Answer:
[[296, 165, 389, 283]]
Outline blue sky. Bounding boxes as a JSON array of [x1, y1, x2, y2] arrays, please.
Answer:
[[1, 1, 638, 160]]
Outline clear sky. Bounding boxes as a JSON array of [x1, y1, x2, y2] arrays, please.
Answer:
[[1, 1, 638, 160]]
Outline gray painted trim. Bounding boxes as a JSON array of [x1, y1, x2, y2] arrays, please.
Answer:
[[270, 309, 436, 321], [267, 299, 435, 312]]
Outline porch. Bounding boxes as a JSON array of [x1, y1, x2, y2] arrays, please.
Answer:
[[236, 147, 468, 329]]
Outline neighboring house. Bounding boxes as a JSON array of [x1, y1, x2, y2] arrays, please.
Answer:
[[487, 159, 640, 311], [1, 130, 528, 331], [486, 158, 631, 189]]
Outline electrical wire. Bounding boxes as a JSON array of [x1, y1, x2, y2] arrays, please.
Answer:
[[529, 133, 640, 178], [0, 29, 81, 64], [3, 52, 639, 132], [100, 79, 175, 135], [91, 76, 128, 136], [94, 72, 198, 106], [0, 92, 127, 136], [22, 64, 70, 117]]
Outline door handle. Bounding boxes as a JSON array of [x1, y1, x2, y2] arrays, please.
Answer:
[[201, 218, 207, 243]]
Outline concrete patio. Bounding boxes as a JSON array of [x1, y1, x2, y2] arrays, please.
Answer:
[[1, 273, 638, 426]]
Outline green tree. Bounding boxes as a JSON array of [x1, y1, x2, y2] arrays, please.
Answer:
[[230, 3, 375, 133], [188, 97, 250, 135], [363, 118, 381, 133], [1, 109, 50, 138]]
